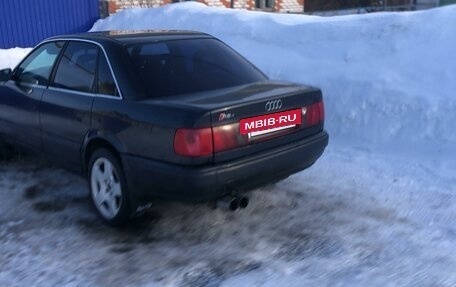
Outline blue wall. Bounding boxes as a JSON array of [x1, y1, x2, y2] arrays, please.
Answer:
[[0, 0, 99, 49]]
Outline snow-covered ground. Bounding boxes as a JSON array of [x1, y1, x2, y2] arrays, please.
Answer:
[[1, 3, 456, 286]]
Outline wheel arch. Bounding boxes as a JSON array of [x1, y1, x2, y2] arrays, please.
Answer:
[[81, 132, 126, 174]]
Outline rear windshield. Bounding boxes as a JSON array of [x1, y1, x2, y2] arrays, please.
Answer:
[[127, 38, 267, 97]]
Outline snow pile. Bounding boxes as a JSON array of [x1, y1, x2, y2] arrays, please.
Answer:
[[0, 48, 31, 70], [91, 3, 456, 150]]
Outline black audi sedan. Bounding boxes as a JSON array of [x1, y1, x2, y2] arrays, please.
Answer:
[[0, 31, 328, 225]]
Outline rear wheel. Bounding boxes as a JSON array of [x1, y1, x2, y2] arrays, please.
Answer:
[[88, 149, 133, 226]]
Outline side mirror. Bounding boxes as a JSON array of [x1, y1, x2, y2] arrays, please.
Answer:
[[0, 68, 12, 83]]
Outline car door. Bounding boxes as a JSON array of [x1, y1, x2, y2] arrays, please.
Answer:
[[0, 41, 63, 151], [40, 41, 98, 171]]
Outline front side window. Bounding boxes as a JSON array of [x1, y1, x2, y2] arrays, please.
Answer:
[[13, 41, 63, 86], [127, 38, 267, 98], [52, 41, 98, 93]]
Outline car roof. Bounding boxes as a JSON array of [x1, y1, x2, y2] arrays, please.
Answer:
[[46, 30, 213, 46]]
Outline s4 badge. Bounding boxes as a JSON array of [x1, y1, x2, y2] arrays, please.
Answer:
[[219, 112, 235, 121]]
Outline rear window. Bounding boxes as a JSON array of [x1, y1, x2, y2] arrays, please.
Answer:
[[127, 38, 267, 97]]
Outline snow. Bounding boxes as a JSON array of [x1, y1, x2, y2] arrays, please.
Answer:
[[0, 48, 31, 70], [1, 3, 456, 286]]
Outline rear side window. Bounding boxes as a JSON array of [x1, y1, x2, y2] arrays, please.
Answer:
[[127, 38, 267, 98], [97, 52, 118, 97], [52, 41, 98, 93], [13, 41, 63, 86]]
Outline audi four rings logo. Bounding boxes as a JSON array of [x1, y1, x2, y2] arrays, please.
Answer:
[[265, 99, 282, 111]]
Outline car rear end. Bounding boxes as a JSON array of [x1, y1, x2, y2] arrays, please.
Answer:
[[168, 82, 327, 198], [122, 82, 328, 202], [116, 33, 328, 202]]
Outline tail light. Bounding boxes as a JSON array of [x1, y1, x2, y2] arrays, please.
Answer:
[[212, 123, 248, 153], [304, 101, 324, 127], [174, 124, 248, 157], [174, 128, 213, 157]]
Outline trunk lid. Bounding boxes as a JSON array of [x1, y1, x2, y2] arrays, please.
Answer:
[[158, 81, 321, 123]]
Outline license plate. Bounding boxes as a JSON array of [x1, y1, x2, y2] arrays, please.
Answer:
[[240, 108, 302, 136]]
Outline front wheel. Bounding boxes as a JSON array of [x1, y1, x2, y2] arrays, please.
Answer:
[[88, 149, 133, 226]]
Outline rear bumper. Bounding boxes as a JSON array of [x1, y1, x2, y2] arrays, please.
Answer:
[[122, 130, 329, 202]]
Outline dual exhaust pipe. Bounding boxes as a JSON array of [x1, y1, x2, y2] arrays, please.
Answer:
[[216, 194, 249, 211]]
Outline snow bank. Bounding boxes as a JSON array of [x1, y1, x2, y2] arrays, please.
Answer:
[[92, 3, 456, 149], [0, 48, 32, 70]]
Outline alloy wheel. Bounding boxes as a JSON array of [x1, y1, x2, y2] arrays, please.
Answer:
[[90, 157, 122, 219]]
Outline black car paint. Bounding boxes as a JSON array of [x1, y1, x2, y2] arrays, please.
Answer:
[[0, 31, 328, 203]]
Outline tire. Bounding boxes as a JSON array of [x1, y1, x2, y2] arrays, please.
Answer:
[[88, 148, 134, 226]]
